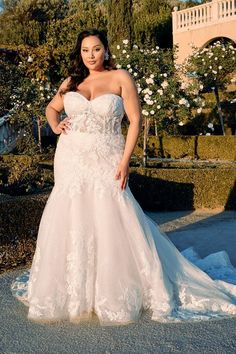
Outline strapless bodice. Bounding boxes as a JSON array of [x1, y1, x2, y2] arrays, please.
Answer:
[[63, 92, 125, 135]]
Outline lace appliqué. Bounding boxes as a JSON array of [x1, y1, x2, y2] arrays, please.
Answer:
[[95, 286, 143, 324], [66, 227, 95, 319]]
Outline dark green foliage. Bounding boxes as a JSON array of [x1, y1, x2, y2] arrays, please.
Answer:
[[0, 154, 54, 195], [133, 0, 172, 48], [107, 0, 133, 47], [129, 166, 236, 210], [133, 135, 236, 161]]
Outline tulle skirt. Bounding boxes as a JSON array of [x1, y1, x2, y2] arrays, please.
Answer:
[[11, 131, 236, 325]]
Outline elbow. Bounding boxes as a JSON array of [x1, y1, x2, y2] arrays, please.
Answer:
[[45, 104, 60, 116]]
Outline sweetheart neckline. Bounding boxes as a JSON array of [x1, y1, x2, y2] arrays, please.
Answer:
[[65, 91, 123, 102]]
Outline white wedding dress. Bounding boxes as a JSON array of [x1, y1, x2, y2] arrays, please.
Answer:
[[11, 92, 236, 325]]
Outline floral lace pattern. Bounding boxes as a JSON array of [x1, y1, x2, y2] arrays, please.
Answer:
[[63, 92, 124, 135], [66, 227, 95, 318], [10, 93, 236, 325]]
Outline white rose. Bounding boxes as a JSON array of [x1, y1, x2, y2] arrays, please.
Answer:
[[27, 56, 33, 63], [146, 78, 154, 84], [142, 109, 149, 116], [161, 80, 168, 89]]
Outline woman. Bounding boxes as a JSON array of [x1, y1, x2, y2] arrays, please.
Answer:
[[11, 28, 236, 326]]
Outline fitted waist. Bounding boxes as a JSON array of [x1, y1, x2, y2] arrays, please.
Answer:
[[58, 130, 125, 152], [66, 130, 124, 137]]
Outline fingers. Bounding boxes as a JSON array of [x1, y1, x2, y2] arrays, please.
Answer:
[[59, 117, 71, 134], [114, 164, 129, 190], [120, 173, 129, 190], [114, 168, 121, 180]]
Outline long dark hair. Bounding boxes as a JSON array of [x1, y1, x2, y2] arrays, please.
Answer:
[[60, 28, 116, 95]]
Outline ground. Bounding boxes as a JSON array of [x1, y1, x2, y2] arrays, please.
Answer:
[[0, 210, 236, 354]]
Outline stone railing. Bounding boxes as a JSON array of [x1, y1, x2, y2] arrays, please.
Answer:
[[172, 0, 236, 32], [0, 115, 22, 154]]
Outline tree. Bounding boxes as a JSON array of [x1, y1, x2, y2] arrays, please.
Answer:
[[0, 0, 69, 47], [107, 0, 133, 48], [113, 40, 203, 166], [184, 40, 236, 135], [133, 0, 172, 48]]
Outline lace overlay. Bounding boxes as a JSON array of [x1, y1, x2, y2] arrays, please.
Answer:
[[10, 93, 236, 325]]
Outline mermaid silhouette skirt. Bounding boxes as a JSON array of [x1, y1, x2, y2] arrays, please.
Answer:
[[11, 93, 236, 325]]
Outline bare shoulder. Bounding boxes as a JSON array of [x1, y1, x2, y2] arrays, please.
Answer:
[[113, 69, 134, 82], [46, 77, 71, 113], [58, 76, 71, 90]]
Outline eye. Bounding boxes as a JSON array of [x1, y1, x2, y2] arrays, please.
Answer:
[[95, 48, 100, 51], [82, 49, 88, 52]]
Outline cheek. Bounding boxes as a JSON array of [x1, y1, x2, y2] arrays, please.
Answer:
[[96, 51, 104, 60], [80, 53, 86, 61]]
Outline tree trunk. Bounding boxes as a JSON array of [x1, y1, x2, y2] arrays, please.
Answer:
[[214, 86, 225, 136], [37, 117, 42, 153], [143, 116, 150, 167], [154, 119, 158, 136]]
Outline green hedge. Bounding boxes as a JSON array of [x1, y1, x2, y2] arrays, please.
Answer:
[[129, 167, 236, 210], [197, 136, 236, 161], [0, 192, 49, 272], [134, 135, 236, 161]]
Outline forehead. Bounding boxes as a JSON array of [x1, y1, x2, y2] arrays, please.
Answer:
[[81, 35, 104, 48]]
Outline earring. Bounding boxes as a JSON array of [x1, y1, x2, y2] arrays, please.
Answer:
[[104, 52, 109, 60]]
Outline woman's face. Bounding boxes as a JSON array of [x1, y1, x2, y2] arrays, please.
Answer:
[[81, 35, 106, 71]]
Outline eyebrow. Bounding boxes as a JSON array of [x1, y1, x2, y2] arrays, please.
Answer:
[[81, 45, 101, 48]]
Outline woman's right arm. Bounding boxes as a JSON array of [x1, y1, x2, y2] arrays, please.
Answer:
[[45, 77, 71, 135]]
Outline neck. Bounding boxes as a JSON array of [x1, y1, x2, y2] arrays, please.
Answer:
[[88, 68, 107, 76]]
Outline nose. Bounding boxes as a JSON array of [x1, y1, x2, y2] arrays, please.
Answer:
[[88, 51, 95, 58]]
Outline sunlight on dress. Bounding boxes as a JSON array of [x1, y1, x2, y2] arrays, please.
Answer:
[[10, 92, 236, 326]]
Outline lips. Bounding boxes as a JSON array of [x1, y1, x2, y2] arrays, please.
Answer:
[[88, 61, 96, 64]]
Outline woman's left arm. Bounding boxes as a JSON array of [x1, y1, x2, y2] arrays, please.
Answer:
[[114, 69, 142, 190]]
